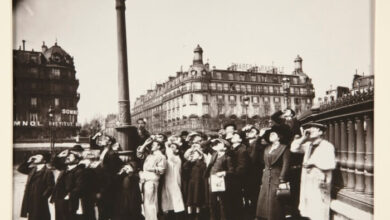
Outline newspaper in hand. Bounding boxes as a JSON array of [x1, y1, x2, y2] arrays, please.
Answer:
[[210, 174, 226, 192]]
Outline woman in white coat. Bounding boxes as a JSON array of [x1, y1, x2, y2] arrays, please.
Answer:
[[161, 142, 185, 219], [290, 122, 336, 220]]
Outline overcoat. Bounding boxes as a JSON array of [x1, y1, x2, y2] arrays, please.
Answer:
[[161, 150, 185, 213], [291, 139, 336, 220], [18, 162, 54, 220], [51, 165, 87, 220], [229, 144, 250, 219], [97, 147, 124, 220], [205, 152, 235, 220], [256, 144, 290, 220], [184, 159, 207, 207], [113, 172, 143, 220]]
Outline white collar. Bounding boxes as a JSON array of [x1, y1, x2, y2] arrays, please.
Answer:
[[232, 143, 240, 148], [312, 138, 323, 146], [152, 150, 162, 156], [67, 164, 77, 171], [36, 164, 45, 171], [217, 151, 225, 158]]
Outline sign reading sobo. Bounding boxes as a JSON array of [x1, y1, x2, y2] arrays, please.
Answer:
[[62, 109, 78, 115]]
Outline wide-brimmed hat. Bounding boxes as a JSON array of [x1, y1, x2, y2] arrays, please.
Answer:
[[263, 124, 291, 144], [302, 122, 327, 131]]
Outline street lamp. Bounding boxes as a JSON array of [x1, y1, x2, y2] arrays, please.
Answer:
[[243, 95, 250, 124], [282, 77, 291, 108], [47, 106, 55, 154]]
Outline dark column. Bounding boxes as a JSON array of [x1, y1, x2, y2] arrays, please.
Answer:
[[334, 121, 341, 163], [364, 115, 374, 195], [115, 0, 138, 153], [355, 116, 365, 192], [340, 120, 348, 186], [329, 122, 335, 145], [347, 118, 356, 189], [325, 123, 330, 141]]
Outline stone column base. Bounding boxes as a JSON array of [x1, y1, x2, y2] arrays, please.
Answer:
[[115, 125, 138, 161]]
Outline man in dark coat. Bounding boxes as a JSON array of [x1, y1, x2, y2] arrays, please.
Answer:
[[113, 162, 143, 220], [205, 138, 235, 220], [96, 136, 124, 220], [51, 150, 87, 220], [229, 131, 251, 220], [136, 118, 151, 146], [241, 125, 265, 219], [18, 153, 54, 220]]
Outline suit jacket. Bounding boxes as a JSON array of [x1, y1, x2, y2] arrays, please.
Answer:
[[204, 152, 235, 185], [51, 165, 87, 214], [18, 161, 54, 220], [101, 148, 123, 175], [230, 144, 250, 187]]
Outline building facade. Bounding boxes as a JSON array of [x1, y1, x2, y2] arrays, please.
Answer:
[[317, 72, 374, 105], [131, 45, 315, 134], [351, 73, 374, 94], [13, 41, 80, 141]]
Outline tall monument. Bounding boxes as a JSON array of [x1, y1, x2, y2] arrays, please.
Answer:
[[115, 0, 138, 153]]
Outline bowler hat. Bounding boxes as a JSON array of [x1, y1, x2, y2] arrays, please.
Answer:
[[223, 122, 237, 130], [71, 145, 84, 152], [302, 122, 327, 131]]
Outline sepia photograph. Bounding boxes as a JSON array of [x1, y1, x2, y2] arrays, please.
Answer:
[[10, 0, 378, 219]]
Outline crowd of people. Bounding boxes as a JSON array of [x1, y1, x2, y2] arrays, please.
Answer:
[[18, 108, 337, 220]]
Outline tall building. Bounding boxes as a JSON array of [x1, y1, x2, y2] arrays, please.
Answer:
[[13, 41, 80, 141], [131, 45, 315, 133], [351, 73, 374, 94], [317, 71, 374, 104]]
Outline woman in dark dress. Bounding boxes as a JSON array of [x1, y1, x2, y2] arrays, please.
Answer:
[[256, 125, 290, 220], [113, 162, 143, 220]]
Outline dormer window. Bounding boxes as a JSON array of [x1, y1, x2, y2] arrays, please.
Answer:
[[51, 68, 60, 78], [53, 54, 61, 63]]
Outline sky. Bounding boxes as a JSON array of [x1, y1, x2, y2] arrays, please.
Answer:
[[13, 0, 372, 123]]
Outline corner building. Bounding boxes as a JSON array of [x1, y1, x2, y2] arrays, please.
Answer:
[[13, 42, 80, 141], [132, 45, 315, 133]]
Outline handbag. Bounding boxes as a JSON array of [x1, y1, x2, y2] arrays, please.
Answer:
[[276, 182, 291, 199]]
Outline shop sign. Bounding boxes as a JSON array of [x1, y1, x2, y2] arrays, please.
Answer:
[[62, 109, 78, 115], [13, 121, 43, 127]]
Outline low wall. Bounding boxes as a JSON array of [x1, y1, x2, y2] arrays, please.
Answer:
[[13, 141, 90, 164]]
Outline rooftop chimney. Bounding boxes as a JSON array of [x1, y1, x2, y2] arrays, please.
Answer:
[[42, 41, 48, 53], [22, 40, 26, 51], [193, 44, 203, 65], [294, 55, 303, 72]]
